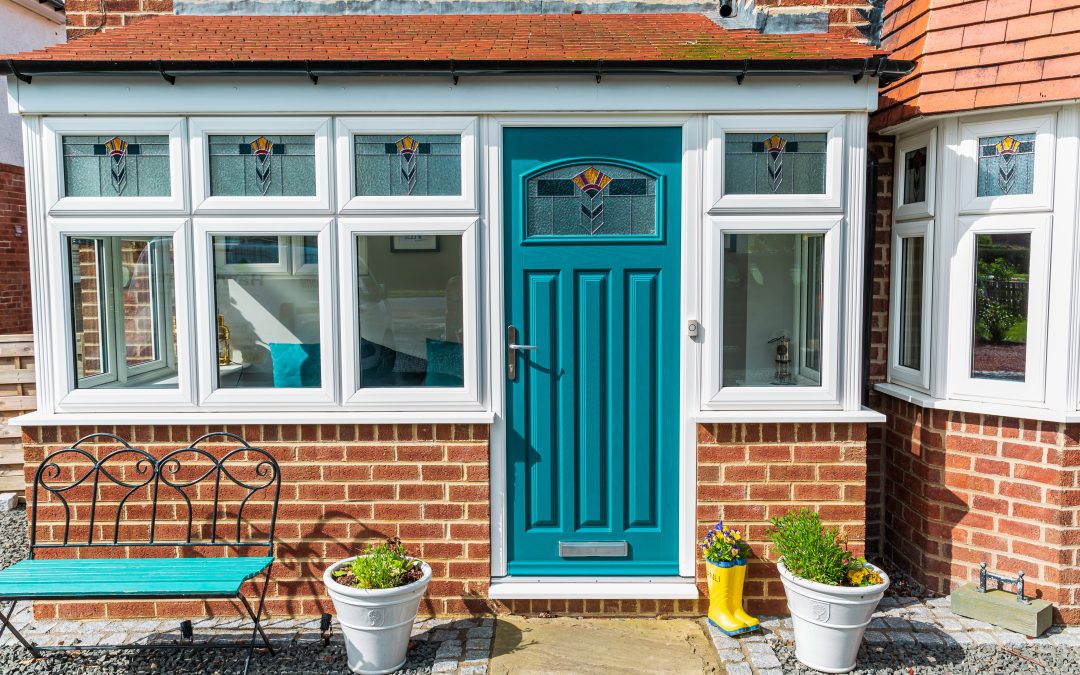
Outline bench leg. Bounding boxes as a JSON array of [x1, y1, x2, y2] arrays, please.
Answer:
[[0, 601, 41, 658], [239, 564, 275, 675]]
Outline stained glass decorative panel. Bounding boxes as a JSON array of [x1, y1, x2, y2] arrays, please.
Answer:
[[526, 163, 657, 237], [724, 133, 827, 195], [354, 134, 461, 197], [903, 147, 927, 205], [62, 135, 171, 197], [208, 134, 316, 197], [977, 133, 1035, 197]]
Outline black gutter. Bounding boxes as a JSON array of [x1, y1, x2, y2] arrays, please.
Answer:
[[0, 56, 915, 85]]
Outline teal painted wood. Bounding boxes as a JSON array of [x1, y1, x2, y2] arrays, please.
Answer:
[[0, 557, 274, 598], [504, 127, 682, 576]]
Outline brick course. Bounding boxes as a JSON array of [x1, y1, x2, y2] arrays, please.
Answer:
[[0, 164, 32, 335]]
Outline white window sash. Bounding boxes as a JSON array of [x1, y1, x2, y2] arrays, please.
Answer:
[[958, 113, 1055, 214], [947, 213, 1050, 405], [42, 117, 187, 214], [701, 215, 843, 409], [188, 117, 332, 214], [894, 128, 936, 221], [338, 216, 483, 410], [335, 116, 479, 214], [706, 113, 845, 212], [193, 217, 338, 408], [888, 219, 934, 391], [49, 218, 195, 411]]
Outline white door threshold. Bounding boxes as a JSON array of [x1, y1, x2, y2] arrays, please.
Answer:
[[488, 578, 700, 600]]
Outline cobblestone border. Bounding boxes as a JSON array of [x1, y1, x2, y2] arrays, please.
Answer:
[[707, 596, 1080, 675]]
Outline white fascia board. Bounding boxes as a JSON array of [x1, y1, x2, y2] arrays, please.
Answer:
[[694, 408, 885, 424], [488, 579, 700, 600], [11, 74, 880, 115], [11, 410, 497, 426]]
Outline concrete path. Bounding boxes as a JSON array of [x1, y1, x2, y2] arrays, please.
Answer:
[[488, 616, 722, 675]]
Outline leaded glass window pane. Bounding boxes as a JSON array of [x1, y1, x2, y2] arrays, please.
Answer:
[[62, 135, 171, 197], [526, 164, 657, 237], [972, 233, 1029, 382], [354, 134, 461, 197], [903, 147, 927, 205], [977, 133, 1035, 197], [724, 133, 827, 195], [208, 135, 316, 197]]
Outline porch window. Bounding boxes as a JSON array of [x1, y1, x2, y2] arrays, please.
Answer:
[[353, 134, 461, 197], [208, 134, 317, 197], [888, 219, 932, 390], [66, 235, 177, 389], [61, 135, 171, 198], [970, 233, 1030, 382]]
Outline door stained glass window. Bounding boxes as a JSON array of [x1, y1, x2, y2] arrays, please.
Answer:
[[724, 133, 827, 195], [526, 163, 657, 237], [208, 134, 317, 196], [62, 135, 171, 197], [903, 147, 927, 205], [354, 134, 461, 197], [977, 133, 1035, 197]]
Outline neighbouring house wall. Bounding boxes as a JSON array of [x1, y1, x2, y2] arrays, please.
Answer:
[[877, 0, 1080, 129], [65, 0, 171, 39], [875, 397, 1080, 625], [0, 164, 31, 335]]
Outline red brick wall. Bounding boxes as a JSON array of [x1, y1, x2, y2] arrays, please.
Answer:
[[65, 0, 173, 40], [876, 397, 1080, 624], [0, 164, 32, 335]]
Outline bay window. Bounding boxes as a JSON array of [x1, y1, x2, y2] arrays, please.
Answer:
[[888, 219, 933, 390]]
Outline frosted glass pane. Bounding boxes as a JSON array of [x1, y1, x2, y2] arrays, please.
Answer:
[[722, 233, 824, 387], [724, 133, 827, 195], [972, 233, 1029, 382], [208, 134, 316, 196], [977, 133, 1035, 197], [903, 147, 927, 205], [526, 163, 656, 238], [62, 135, 170, 197], [354, 134, 461, 196], [355, 235, 465, 388], [898, 236, 924, 370]]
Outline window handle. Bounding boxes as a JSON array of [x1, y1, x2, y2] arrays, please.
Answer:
[[509, 343, 538, 351], [507, 325, 537, 380]]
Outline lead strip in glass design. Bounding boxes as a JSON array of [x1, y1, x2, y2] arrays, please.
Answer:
[[977, 133, 1035, 197], [208, 134, 317, 197], [354, 134, 462, 197], [526, 163, 656, 237], [724, 133, 828, 195], [62, 135, 171, 197]]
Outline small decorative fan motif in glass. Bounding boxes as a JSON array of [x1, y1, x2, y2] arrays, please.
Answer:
[[724, 132, 827, 195], [354, 134, 461, 197], [526, 163, 657, 238], [207, 134, 316, 197], [62, 135, 171, 197], [977, 133, 1035, 197]]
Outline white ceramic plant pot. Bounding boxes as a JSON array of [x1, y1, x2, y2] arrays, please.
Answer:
[[323, 556, 432, 675], [777, 560, 890, 674]]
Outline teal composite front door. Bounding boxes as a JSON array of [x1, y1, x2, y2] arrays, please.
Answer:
[[504, 127, 682, 576]]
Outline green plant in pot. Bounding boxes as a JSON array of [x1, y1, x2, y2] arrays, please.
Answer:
[[768, 509, 889, 674], [323, 538, 432, 674]]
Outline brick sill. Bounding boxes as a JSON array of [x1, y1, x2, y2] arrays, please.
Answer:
[[874, 382, 1080, 423], [11, 410, 497, 426], [489, 579, 700, 600]]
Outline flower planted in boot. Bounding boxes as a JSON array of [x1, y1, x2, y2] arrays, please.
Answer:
[[701, 522, 759, 636]]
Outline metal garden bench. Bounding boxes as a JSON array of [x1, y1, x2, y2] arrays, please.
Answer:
[[0, 432, 281, 675]]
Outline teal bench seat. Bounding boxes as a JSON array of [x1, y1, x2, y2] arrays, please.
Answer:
[[0, 557, 274, 599]]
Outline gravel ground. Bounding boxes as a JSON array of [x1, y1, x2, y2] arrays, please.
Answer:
[[0, 507, 29, 572], [775, 641, 1080, 674]]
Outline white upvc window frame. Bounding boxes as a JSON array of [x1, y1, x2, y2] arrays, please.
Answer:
[[888, 218, 934, 391], [706, 113, 845, 212], [958, 113, 1055, 214], [335, 116, 479, 213], [49, 217, 195, 411], [189, 117, 332, 214], [43, 117, 187, 214], [701, 215, 843, 409], [338, 216, 483, 411], [193, 217, 338, 408], [947, 213, 1051, 405], [894, 128, 936, 221]]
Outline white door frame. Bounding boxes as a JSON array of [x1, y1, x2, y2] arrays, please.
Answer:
[[485, 114, 701, 586]]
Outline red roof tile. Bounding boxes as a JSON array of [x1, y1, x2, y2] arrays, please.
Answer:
[[2, 14, 885, 66]]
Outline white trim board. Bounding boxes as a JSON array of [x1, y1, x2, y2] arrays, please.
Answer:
[[488, 579, 700, 600], [11, 410, 497, 426]]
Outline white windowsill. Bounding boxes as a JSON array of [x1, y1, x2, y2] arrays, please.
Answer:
[[10, 410, 497, 427], [488, 578, 700, 600], [694, 408, 885, 424], [874, 382, 1080, 423]]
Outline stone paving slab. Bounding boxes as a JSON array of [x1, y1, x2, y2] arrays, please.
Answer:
[[706, 597, 1080, 675]]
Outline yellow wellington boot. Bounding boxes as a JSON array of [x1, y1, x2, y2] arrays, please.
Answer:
[[729, 560, 760, 631], [706, 561, 751, 635]]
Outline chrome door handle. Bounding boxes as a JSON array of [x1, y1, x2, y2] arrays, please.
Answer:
[[507, 325, 536, 380]]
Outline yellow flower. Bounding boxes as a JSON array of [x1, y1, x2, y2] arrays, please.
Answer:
[[848, 568, 866, 585], [867, 572, 883, 585], [732, 532, 742, 541]]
